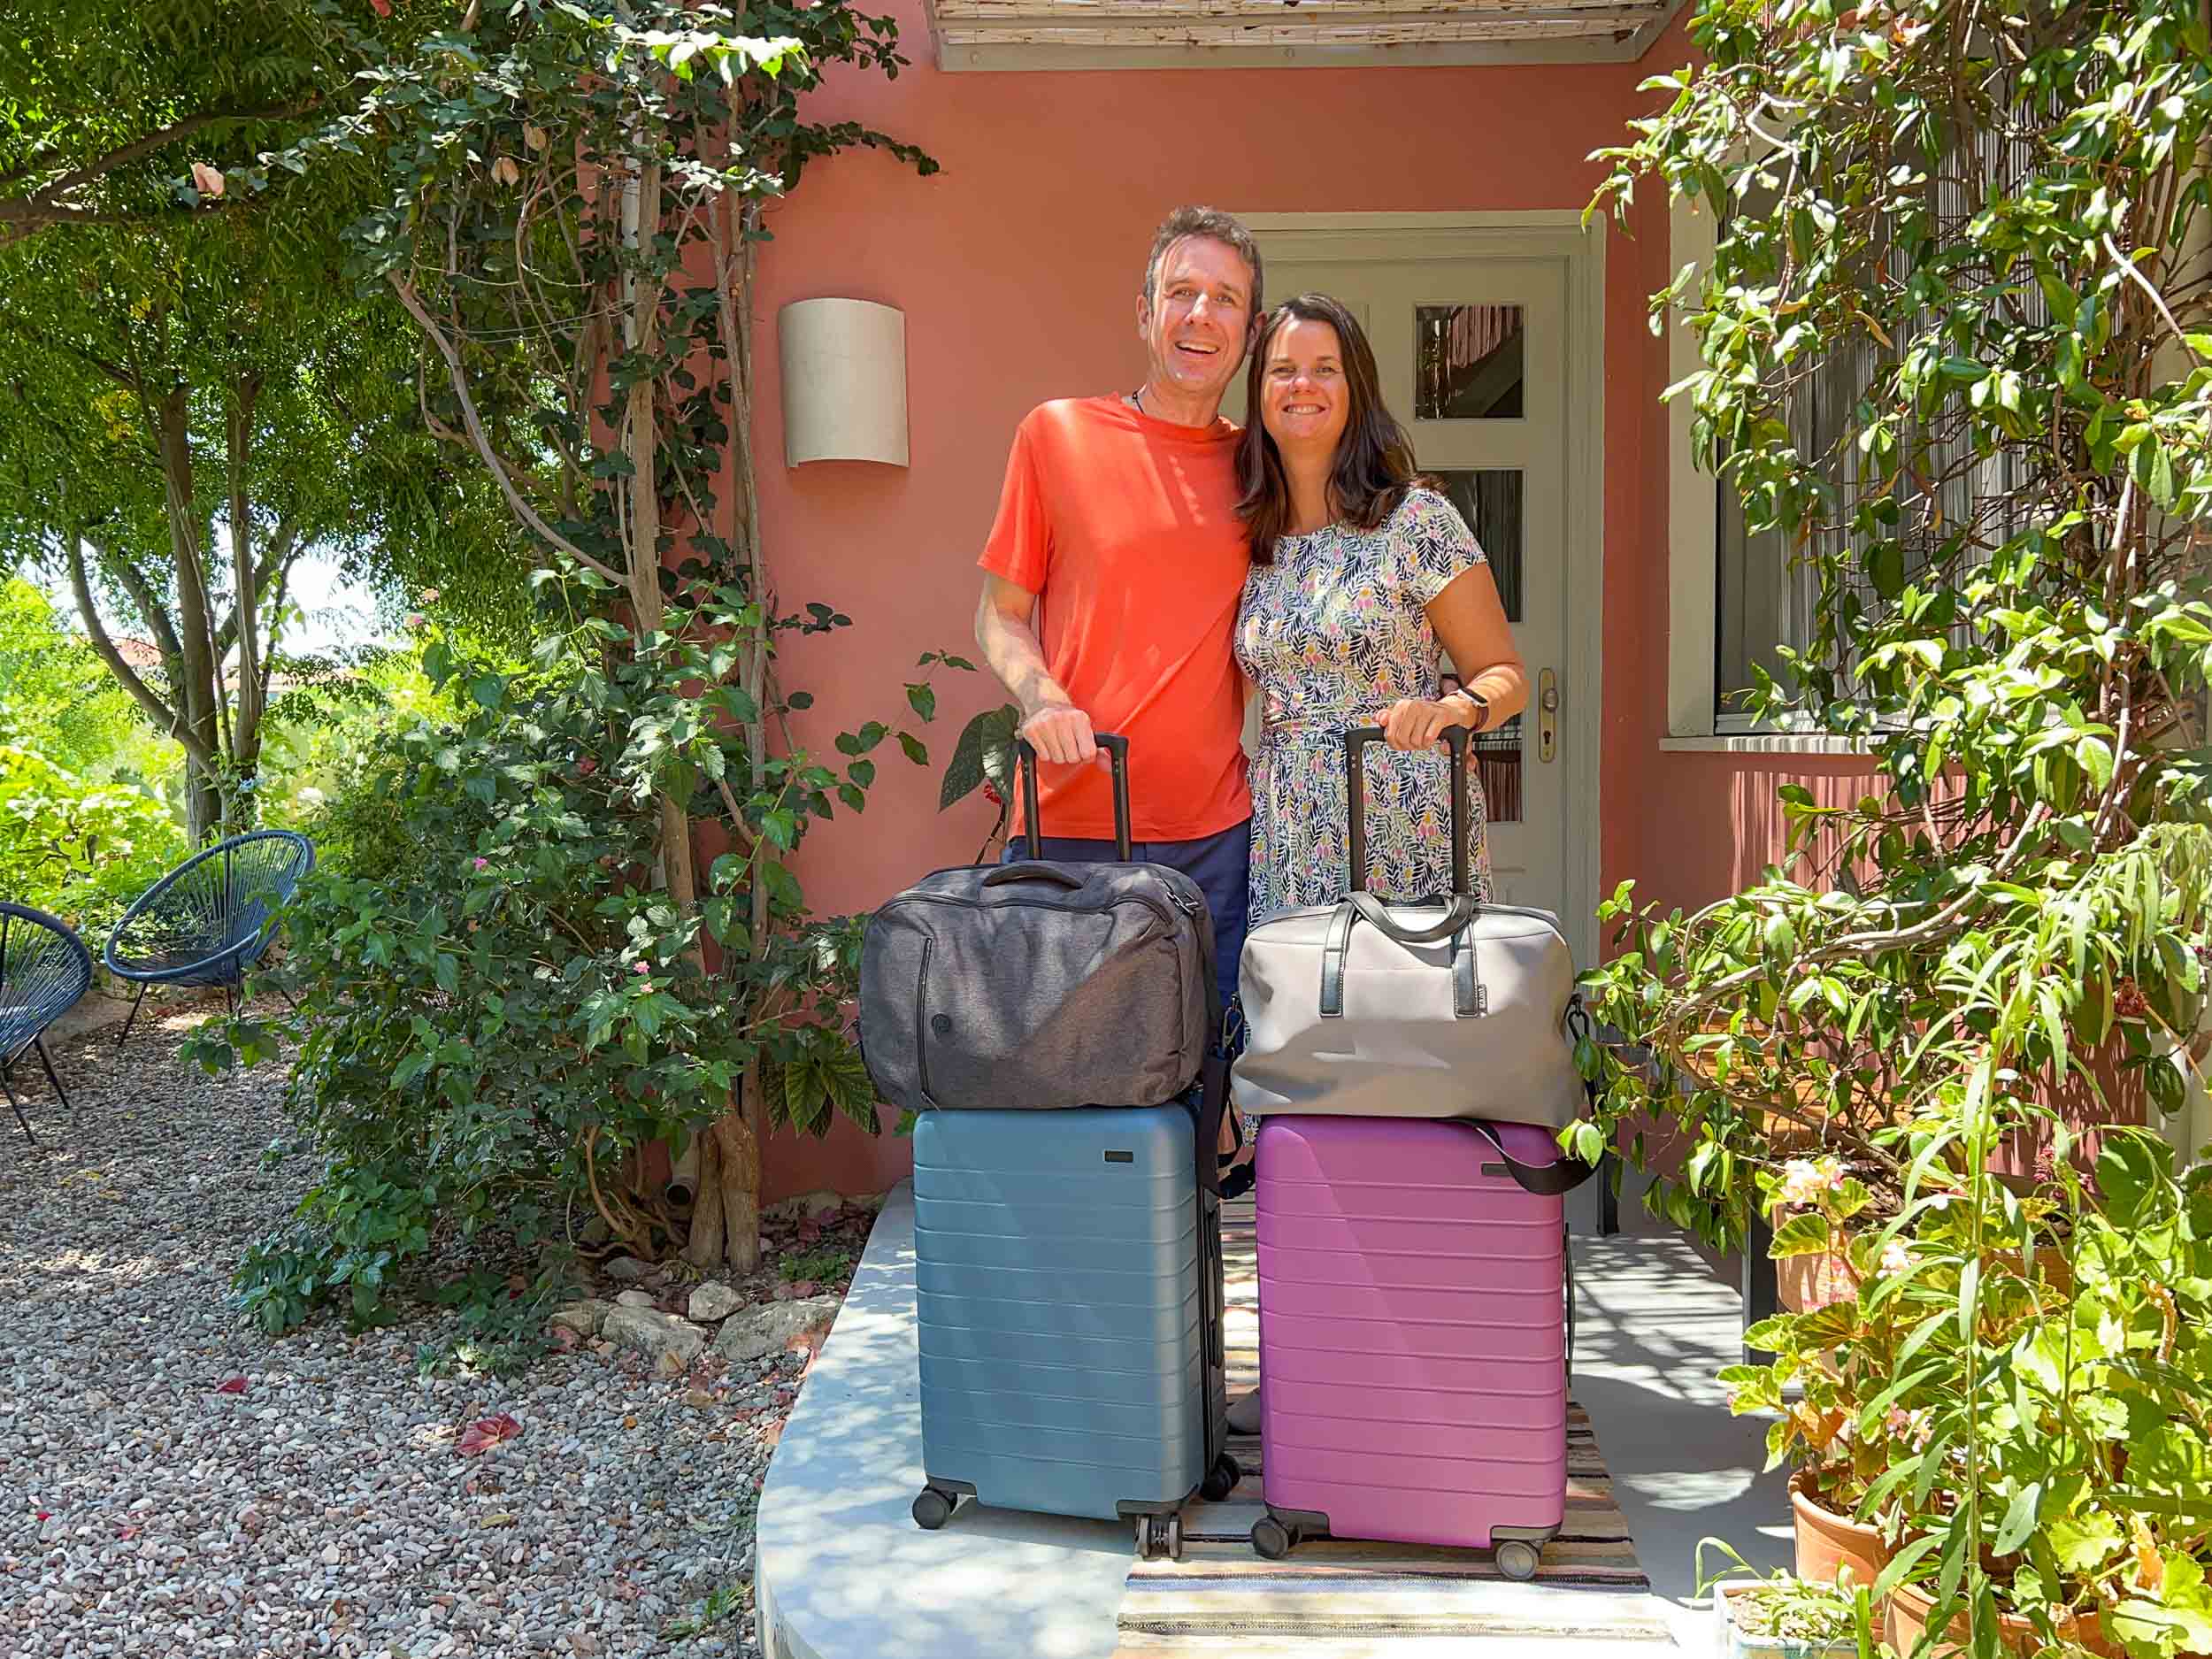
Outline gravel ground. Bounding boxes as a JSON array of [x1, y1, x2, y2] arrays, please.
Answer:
[[0, 999, 845, 1659]]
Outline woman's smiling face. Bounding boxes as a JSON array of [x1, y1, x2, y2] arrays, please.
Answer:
[[1259, 317, 1350, 457]]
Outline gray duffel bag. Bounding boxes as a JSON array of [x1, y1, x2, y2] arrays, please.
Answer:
[[859, 733, 1215, 1113], [1232, 726, 1592, 1131]]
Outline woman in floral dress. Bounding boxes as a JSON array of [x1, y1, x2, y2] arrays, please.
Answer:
[[1233, 292, 1529, 924], [1217, 293, 1530, 1432]]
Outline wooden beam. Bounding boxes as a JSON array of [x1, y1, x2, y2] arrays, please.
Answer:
[[935, 33, 1649, 67], [938, 1, 1654, 17], [940, 18, 1653, 45]]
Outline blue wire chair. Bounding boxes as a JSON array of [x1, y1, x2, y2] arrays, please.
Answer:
[[104, 830, 315, 1045], [0, 902, 93, 1142]]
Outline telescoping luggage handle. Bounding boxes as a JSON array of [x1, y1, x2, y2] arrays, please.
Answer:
[[1013, 730, 1133, 861], [1323, 726, 1481, 1018], [1343, 725, 1477, 944]]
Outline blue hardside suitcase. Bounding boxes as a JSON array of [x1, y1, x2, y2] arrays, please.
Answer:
[[909, 1103, 1239, 1557]]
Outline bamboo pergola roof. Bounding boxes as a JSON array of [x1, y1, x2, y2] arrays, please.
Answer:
[[926, 0, 1686, 69]]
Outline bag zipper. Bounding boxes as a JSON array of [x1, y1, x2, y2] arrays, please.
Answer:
[[914, 935, 935, 1105], [887, 887, 1189, 937], [1258, 898, 1571, 945]]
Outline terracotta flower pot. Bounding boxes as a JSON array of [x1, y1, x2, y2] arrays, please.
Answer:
[[1777, 1248, 1861, 1313], [1885, 1582, 2083, 1656], [1791, 1472, 1886, 1590]]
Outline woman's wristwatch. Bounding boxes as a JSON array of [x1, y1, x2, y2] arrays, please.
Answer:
[[1448, 687, 1491, 733]]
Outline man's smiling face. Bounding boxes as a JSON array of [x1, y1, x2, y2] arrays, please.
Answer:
[[1136, 234, 1256, 412]]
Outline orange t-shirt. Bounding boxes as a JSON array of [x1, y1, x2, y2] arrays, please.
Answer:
[[979, 396, 1252, 843]]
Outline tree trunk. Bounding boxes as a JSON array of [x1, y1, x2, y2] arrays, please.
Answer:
[[152, 388, 226, 843], [227, 373, 265, 812]]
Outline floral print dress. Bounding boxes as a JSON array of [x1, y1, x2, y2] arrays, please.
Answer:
[[1235, 486, 1494, 923]]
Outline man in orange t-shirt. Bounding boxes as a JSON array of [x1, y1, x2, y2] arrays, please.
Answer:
[[974, 205, 1261, 1018]]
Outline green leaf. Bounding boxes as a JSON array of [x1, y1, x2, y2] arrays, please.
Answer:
[[2047, 1513, 2125, 1574], [897, 733, 928, 766], [470, 674, 508, 710], [906, 683, 936, 722], [1769, 1210, 1837, 1259], [1993, 1482, 2041, 1555]]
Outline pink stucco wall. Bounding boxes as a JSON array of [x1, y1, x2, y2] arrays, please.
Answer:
[[738, 4, 1867, 1200]]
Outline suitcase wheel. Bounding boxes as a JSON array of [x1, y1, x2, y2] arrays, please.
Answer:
[[1199, 1452, 1241, 1502], [1250, 1515, 1296, 1561], [1134, 1513, 1184, 1562], [911, 1486, 956, 1531], [1496, 1540, 1541, 1582]]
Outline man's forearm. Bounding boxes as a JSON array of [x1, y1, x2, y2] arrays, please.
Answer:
[[976, 601, 1072, 718]]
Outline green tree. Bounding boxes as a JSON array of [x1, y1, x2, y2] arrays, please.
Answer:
[[0, 2, 519, 841], [289, 0, 937, 1271]]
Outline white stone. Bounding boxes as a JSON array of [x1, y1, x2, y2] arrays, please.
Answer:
[[686, 1282, 743, 1323], [711, 1296, 840, 1365], [600, 1307, 705, 1369]]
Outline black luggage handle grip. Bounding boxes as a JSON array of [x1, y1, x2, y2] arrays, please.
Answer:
[[1018, 730, 1132, 861], [980, 864, 1087, 890], [1344, 725, 1472, 898]]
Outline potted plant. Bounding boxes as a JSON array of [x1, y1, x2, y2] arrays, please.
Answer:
[[1723, 1157, 1903, 1589], [1863, 1134, 2212, 1659], [1701, 1540, 1874, 1659]]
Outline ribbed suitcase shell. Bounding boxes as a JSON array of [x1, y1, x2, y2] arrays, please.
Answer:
[[913, 1107, 1225, 1520], [1256, 1115, 1567, 1549]]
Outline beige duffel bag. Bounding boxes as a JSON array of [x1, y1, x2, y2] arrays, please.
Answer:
[[1231, 726, 1592, 1131]]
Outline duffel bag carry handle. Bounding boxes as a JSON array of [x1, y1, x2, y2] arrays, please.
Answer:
[[1018, 730, 1132, 860], [1344, 724, 1473, 900]]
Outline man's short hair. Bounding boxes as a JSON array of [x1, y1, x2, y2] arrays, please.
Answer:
[[1141, 206, 1263, 318]]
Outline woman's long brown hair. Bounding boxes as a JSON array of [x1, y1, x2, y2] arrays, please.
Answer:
[[1236, 293, 1422, 566]]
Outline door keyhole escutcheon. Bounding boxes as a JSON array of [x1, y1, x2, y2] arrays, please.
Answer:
[[1538, 668, 1559, 764]]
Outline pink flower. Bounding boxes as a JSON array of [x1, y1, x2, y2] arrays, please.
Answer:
[[420, 588, 441, 603], [189, 163, 225, 200], [404, 612, 426, 630], [472, 857, 488, 870], [1885, 1406, 1914, 1438], [633, 961, 649, 974], [1778, 1156, 1847, 1210]]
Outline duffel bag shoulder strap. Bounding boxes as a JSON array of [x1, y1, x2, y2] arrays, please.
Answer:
[[1463, 997, 1609, 1197], [1465, 1118, 1598, 1197]]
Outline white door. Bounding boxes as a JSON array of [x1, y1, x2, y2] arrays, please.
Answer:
[[1233, 252, 1573, 915]]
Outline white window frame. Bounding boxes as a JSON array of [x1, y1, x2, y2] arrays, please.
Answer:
[[1662, 191, 1867, 756]]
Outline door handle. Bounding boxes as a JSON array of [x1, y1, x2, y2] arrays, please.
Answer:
[[1538, 667, 1558, 764]]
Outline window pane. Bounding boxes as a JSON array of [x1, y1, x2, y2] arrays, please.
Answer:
[[1429, 469, 1522, 623], [1713, 134, 2042, 723], [1416, 305, 1524, 419], [1427, 469, 1523, 824]]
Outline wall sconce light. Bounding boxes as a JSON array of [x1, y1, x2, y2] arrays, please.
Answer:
[[778, 297, 909, 468]]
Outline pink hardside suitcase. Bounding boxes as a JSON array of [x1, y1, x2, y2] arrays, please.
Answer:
[[1250, 1115, 1571, 1578]]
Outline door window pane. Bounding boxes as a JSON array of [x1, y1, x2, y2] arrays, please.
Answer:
[[1416, 304, 1524, 419], [1428, 468, 1523, 824], [1429, 469, 1522, 623]]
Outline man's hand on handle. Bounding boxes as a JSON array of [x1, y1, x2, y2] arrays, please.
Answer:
[[1018, 703, 1101, 767]]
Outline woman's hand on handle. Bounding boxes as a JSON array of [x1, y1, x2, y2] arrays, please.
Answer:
[[1376, 696, 1468, 752]]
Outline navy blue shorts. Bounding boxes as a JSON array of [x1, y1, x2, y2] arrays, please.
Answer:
[[1001, 818, 1252, 1018]]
